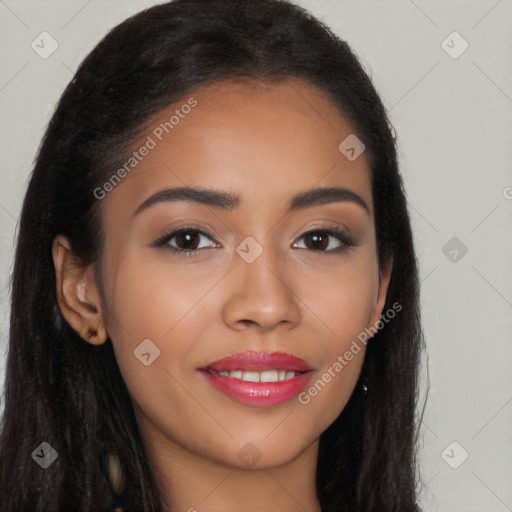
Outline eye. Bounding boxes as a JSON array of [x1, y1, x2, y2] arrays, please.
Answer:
[[292, 228, 356, 253], [150, 227, 217, 255], [150, 225, 357, 256]]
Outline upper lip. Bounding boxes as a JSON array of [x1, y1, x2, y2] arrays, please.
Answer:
[[202, 350, 314, 372]]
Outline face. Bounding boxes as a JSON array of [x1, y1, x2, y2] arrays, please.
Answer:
[[73, 78, 391, 470]]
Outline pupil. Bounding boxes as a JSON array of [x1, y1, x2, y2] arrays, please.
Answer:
[[309, 232, 327, 250], [178, 231, 198, 250]]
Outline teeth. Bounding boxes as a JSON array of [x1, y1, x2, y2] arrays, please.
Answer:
[[260, 370, 278, 382], [213, 369, 300, 382], [242, 371, 260, 382]]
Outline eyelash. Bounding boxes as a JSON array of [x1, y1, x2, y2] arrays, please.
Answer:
[[150, 224, 357, 256]]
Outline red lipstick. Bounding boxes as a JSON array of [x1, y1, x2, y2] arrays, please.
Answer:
[[199, 351, 314, 406]]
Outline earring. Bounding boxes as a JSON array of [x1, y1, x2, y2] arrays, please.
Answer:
[[87, 327, 98, 339], [361, 361, 369, 398], [103, 450, 126, 509]]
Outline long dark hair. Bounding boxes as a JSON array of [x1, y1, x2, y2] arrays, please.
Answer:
[[0, 0, 425, 510]]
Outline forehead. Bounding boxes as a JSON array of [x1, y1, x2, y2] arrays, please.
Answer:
[[102, 77, 373, 220]]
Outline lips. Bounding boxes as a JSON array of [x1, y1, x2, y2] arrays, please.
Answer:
[[205, 351, 313, 372], [199, 351, 314, 406]]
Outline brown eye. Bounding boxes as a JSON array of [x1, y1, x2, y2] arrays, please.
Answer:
[[173, 230, 202, 250], [303, 231, 329, 251], [150, 226, 217, 255], [292, 229, 356, 253]]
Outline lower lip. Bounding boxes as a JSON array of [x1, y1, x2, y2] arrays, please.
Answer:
[[200, 370, 313, 406]]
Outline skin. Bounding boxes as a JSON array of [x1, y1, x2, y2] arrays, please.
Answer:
[[53, 77, 392, 512]]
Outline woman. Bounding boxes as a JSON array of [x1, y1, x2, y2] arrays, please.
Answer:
[[0, 0, 425, 510]]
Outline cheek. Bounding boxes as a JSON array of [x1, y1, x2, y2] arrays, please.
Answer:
[[100, 250, 214, 378], [296, 350, 365, 435], [299, 251, 379, 342], [271, 253, 379, 432], [100, 255, 214, 447]]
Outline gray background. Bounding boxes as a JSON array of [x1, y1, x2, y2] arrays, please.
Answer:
[[1, 1, 511, 510]]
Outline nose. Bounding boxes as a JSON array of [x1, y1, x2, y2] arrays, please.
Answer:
[[221, 242, 301, 333]]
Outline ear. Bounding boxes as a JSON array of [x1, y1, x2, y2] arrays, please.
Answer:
[[367, 256, 393, 331], [52, 235, 107, 345]]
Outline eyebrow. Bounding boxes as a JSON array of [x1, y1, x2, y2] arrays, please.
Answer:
[[132, 185, 370, 219]]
